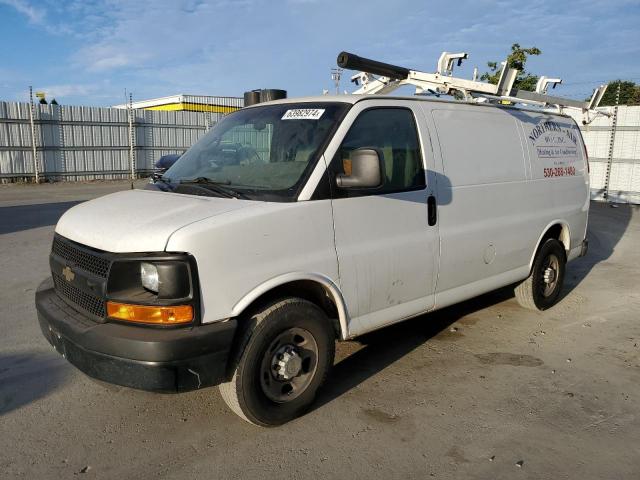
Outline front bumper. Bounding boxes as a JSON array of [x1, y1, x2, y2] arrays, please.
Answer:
[[36, 278, 237, 392]]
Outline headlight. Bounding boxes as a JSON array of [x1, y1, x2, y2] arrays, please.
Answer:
[[140, 262, 159, 293], [108, 258, 194, 301], [106, 255, 197, 326]]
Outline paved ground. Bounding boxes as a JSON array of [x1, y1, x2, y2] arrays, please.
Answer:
[[0, 181, 639, 479]]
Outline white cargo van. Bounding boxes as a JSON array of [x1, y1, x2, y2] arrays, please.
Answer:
[[36, 94, 589, 425]]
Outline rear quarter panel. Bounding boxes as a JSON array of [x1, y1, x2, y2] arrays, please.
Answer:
[[517, 111, 590, 256]]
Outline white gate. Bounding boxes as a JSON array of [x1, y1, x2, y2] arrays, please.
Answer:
[[567, 106, 640, 204]]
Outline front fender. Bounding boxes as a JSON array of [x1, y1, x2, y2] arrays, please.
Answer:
[[232, 272, 352, 340]]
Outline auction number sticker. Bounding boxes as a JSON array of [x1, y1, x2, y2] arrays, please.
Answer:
[[281, 109, 325, 120]]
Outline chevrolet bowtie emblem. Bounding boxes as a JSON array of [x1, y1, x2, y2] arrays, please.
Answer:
[[62, 266, 75, 282]]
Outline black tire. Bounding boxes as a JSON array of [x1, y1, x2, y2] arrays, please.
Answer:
[[219, 298, 335, 426], [515, 238, 567, 311]]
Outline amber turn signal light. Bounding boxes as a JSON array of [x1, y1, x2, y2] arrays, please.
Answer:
[[106, 301, 193, 325]]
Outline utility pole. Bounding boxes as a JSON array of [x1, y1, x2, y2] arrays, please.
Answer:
[[331, 68, 343, 95], [603, 83, 621, 202], [28, 86, 40, 183], [57, 101, 66, 180], [128, 92, 136, 184]]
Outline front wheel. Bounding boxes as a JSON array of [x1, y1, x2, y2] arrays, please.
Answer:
[[219, 298, 335, 426], [515, 238, 567, 311]]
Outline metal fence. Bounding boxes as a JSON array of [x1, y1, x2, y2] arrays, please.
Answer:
[[2, 99, 639, 203], [0, 97, 243, 182], [566, 105, 640, 204]]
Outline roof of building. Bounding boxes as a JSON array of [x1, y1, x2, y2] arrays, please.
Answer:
[[112, 94, 243, 110]]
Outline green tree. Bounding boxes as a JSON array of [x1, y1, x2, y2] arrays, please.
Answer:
[[481, 43, 541, 91], [598, 80, 640, 106]]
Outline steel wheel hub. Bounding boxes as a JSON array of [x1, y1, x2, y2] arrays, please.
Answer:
[[272, 346, 303, 380], [544, 266, 556, 284], [259, 327, 318, 403], [541, 254, 560, 297]]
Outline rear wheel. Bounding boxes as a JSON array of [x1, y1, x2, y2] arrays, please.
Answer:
[[515, 238, 566, 311], [219, 298, 335, 426]]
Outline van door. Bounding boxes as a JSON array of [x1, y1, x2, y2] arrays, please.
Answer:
[[426, 104, 531, 305], [327, 102, 439, 335]]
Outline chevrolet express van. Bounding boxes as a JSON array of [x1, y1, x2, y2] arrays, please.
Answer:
[[36, 95, 589, 425]]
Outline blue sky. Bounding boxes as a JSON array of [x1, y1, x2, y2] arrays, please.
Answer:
[[0, 0, 639, 106]]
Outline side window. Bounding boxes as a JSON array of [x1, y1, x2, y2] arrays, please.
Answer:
[[331, 108, 425, 196]]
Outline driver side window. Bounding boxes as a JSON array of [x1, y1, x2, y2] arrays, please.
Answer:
[[331, 107, 425, 196]]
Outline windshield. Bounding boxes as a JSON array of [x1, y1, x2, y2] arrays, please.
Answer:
[[163, 102, 349, 201]]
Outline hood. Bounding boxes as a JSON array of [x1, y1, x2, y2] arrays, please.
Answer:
[[55, 189, 253, 252]]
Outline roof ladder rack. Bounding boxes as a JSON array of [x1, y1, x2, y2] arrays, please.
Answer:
[[337, 51, 608, 124]]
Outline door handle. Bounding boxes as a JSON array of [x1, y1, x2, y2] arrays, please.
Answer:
[[427, 195, 437, 226]]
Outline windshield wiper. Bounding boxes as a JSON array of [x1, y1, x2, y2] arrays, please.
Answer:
[[151, 175, 176, 191], [179, 177, 250, 199], [155, 176, 172, 185]]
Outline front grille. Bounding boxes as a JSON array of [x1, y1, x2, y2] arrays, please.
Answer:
[[53, 272, 106, 318], [52, 236, 111, 278]]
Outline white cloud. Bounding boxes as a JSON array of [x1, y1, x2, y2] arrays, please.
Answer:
[[28, 82, 116, 104], [0, 0, 45, 24], [68, 0, 263, 73], [35, 83, 109, 100], [90, 54, 131, 71]]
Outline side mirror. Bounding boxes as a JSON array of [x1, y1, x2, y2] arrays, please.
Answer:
[[336, 148, 382, 188]]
